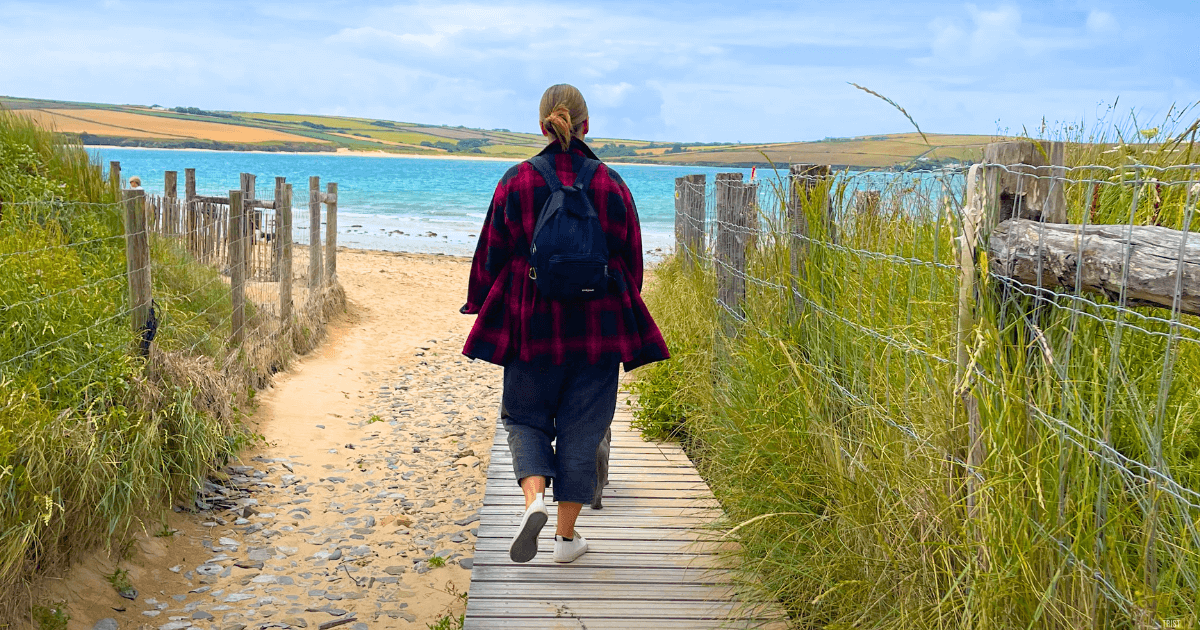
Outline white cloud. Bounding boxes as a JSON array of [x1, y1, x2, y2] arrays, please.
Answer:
[[588, 83, 635, 108], [964, 4, 1023, 60], [0, 0, 1194, 142], [1085, 10, 1117, 33]]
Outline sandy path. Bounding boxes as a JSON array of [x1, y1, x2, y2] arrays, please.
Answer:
[[47, 250, 504, 630]]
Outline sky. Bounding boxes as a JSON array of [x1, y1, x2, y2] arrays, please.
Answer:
[[1, 0, 1197, 143]]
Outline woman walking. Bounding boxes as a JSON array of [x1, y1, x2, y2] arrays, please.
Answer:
[[461, 84, 669, 563]]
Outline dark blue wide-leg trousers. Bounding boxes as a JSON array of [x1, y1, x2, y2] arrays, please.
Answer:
[[501, 358, 619, 504]]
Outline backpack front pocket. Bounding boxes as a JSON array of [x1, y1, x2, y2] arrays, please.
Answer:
[[542, 253, 609, 300]]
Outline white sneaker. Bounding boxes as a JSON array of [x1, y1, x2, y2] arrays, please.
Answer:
[[553, 532, 588, 563], [509, 494, 547, 563]]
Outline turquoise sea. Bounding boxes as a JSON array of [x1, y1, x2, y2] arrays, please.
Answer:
[[92, 146, 762, 259]]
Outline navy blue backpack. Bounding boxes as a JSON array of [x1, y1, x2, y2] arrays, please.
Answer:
[[526, 155, 610, 301]]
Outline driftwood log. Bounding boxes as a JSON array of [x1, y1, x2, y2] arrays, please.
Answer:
[[988, 218, 1200, 316]]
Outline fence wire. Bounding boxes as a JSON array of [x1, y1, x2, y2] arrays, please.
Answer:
[[1, 173, 339, 417], [671, 162, 1200, 627]]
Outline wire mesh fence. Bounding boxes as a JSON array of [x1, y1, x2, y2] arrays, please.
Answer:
[[660, 146, 1200, 627], [0, 168, 343, 416]]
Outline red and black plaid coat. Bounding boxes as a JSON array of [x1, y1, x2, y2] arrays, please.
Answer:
[[461, 139, 669, 371]]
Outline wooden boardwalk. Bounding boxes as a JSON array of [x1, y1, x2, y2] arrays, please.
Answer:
[[464, 394, 787, 629]]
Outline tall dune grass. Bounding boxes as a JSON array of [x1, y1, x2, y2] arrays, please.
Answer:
[[633, 109, 1200, 628], [0, 108, 247, 626]]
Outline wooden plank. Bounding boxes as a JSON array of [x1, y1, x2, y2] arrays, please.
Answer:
[[476, 524, 714, 540], [461, 581, 737, 600], [485, 481, 711, 494], [489, 447, 688, 457], [489, 457, 696, 468], [491, 448, 679, 460], [468, 565, 731, 584], [477, 515, 715, 529], [471, 550, 727, 569], [486, 476, 707, 487], [464, 618, 786, 630], [473, 538, 731, 554], [479, 502, 720, 515], [483, 496, 721, 509], [464, 599, 771, 619]]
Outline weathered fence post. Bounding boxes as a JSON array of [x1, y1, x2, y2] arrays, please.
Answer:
[[122, 189, 153, 356], [280, 183, 293, 326], [853, 189, 881, 217], [273, 177, 285, 282], [185, 168, 197, 256], [715, 172, 751, 332], [324, 182, 338, 286], [241, 173, 257, 278], [957, 163, 988, 559], [308, 176, 323, 290], [685, 174, 706, 263], [674, 175, 707, 266], [787, 164, 832, 315], [110, 161, 122, 189], [229, 189, 246, 348], [982, 140, 1067, 229], [164, 171, 178, 237], [956, 139, 1066, 565], [674, 177, 687, 265]]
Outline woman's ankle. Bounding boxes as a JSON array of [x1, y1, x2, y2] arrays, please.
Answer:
[[519, 475, 546, 508]]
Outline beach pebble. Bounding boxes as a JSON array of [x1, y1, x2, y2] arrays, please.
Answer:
[[92, 619, 119, 630], [248, 546, 274, 561]]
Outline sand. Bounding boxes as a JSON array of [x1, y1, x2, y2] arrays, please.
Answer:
[[41, 249, 506, 630]]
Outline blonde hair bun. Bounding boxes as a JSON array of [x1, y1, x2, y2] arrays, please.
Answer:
[[539, 85, 588, 151]]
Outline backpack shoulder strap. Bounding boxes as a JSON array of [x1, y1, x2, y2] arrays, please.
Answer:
[[527, 155, 561, 192], [573, 158, 602, 193], [528, 156, 604, 246]]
